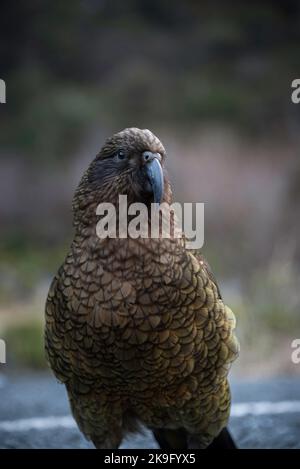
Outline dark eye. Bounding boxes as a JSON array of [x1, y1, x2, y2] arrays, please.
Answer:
[[115, 149, 126, 161]]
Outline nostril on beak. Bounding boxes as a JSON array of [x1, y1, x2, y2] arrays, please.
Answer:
[[142, 151, 161, 164], [142, 151, 154, 164]]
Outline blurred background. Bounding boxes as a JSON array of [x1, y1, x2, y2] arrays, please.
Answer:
[[0, 0, 300, 379]]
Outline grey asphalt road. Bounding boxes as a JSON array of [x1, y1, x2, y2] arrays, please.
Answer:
[[0, 373, 299, 449]]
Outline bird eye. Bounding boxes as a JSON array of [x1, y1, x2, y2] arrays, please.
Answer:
[[115, 149, 126, 161]]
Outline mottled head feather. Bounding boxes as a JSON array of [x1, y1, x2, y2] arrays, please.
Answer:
[[98, 128, 166, 159]]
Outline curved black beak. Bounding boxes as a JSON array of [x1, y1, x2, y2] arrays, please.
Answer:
[[142, 152, 164, 205]]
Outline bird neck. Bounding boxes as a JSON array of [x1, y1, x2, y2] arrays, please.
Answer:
[[72, 177, 174, 230]]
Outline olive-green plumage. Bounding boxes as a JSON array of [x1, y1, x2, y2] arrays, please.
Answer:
[[45, 128, 239, 449]]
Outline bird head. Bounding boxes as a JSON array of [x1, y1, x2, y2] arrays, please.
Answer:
[[89, 127, 170, 204], [73, 128, 172, 227]]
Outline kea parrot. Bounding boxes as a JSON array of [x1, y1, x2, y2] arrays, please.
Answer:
[[45, 128, 239, 449]]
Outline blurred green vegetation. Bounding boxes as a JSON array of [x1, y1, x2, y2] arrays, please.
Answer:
[[1, 0, 300, 161], [3, 318, 46, 369], [1, 0, 300, 373], [0, 237, 70, 302]]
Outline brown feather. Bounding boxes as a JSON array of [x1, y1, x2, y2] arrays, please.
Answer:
[[45, 128, 239, 449]]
